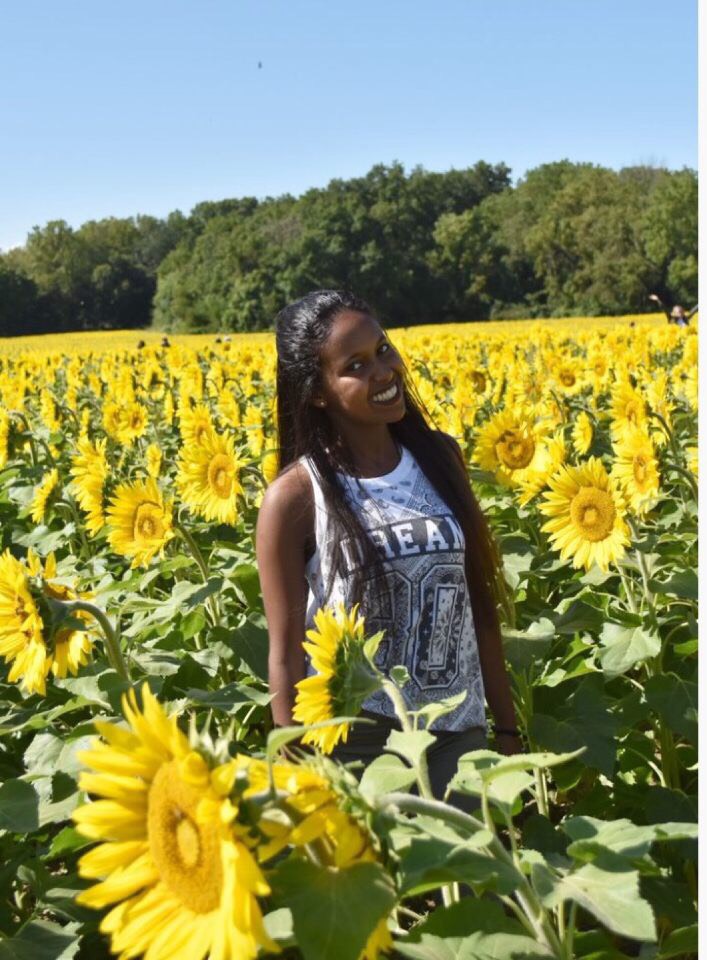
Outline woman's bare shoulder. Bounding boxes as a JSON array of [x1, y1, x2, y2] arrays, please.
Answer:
[[258, 460, 314, 531]]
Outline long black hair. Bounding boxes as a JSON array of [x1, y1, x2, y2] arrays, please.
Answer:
[[274, 289, 510, 647]]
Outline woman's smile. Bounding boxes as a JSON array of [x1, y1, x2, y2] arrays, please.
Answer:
[[370, 377, 402, 406]]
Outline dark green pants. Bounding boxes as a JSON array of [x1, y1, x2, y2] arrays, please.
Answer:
[[331, 710, 486, 813]]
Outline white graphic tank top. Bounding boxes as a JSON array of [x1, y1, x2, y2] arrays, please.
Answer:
[[299, 445, 486, 732]]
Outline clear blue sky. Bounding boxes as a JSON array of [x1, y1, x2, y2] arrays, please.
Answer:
[[0, 0, 697, 252]]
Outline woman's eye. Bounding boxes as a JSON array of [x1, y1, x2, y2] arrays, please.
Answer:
[[378, 343, 390, 354], [348, 360, 363, 372]]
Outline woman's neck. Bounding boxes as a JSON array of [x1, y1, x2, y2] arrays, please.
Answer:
[[332, 424, 400, 478]]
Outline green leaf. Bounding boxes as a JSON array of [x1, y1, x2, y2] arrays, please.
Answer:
[[412, 691, 468, 729], [657, 924, 698, 958], [553, 599, 606, 635], [0, 779, 39, 832], [363, 629, 385, 665], [225, 618, 269, 680], [598, 623, 661, 679], [228, 562, 262, 610], [0, 919, 80, 960], [394, 898, 552, 960], [385, 729, 435, 769], [644, 674, 698, 744], [47, 826, 93, 859], [556, 857, 656, 941], [561, 816, 698, 861], [359, 754, 417, 800], [529, 677, 618, 776], [449, 749, 581, 815], [502, 618, 554, 670], [186, 682, 271, 712], [272, 859, 396, 960], [397, 836, 521, 897], [648, 569, 698, 600]]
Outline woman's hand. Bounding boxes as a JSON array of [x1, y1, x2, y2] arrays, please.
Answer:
[[495, 731, 524, 755]]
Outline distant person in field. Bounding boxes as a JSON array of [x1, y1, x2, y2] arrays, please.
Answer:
[[648, 294, 698, 327], [256, 290, 521, 813]]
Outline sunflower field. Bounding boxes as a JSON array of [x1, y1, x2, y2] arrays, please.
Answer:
[[0, 314, 698, 960]]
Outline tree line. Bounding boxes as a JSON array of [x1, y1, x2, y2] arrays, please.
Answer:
[[0, 160, 697, 336]]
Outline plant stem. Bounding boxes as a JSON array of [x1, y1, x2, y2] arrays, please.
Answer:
[[618, 565, 638, 614], [175, 521, 220, 627], [63, 600, 130, 680], [381, 679, 435, 802]]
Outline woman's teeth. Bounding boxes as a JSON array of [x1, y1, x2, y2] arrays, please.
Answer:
[[372, 382, 399, 403]]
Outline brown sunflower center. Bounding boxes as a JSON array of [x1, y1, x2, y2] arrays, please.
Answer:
[[208, 454, 234, 498], [496, 430, 535, 470], [559, 369, 576, 387], [569, 486, 616, 542], [195, 424, 211, 444], [134, 503, 163, 541], [148, 760, 222, 914]]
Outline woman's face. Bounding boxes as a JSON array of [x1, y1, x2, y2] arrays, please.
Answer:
[[313, 310, 406, 425]]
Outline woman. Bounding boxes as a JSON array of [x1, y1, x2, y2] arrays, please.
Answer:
[[256, 290, 521, 801]]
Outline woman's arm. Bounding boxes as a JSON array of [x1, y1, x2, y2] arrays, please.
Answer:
[[255, 465, 313, 727], [437, 431, 521, 754]]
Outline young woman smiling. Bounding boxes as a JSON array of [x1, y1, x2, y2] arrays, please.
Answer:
[[256, 290, 521, 803]]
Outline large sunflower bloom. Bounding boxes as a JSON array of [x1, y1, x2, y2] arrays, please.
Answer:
[[473, 408, 548, 487], [30, 467, 59, 523], [539, 457, 630, 571], [73, 685, 277, 960], [0, 550, 94, 695], [106, 478, 174, 568], [70, 437, 109, 535], [612, 428, 660, 516], [176, 431, 245, 526], [293, 603, 382, 754]]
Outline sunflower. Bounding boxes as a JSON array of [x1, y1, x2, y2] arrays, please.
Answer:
[[73, 684, 277, 960], [473, 408, 548, 487], [571, 411, 594, 456], [293, 603, 381, 754], [116, 401, 149, 445], [106, 478, 174, 568], [241, 756, 392, 960], [539, 457, 630, 571], [146, 443, 162, 478], [552, 361, 584, 396], [176, 431, 245, 526], [609, 381, 647, 441], [516, 432, 566, 507], [0, 550, 94, 696], [179, 403, 216, 448], [612, 429, 660, 516], [0, 409, 10, 467], [30, 467, 59, 523], [103, 401, 125, 440], [70, 437, 109, 535]]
